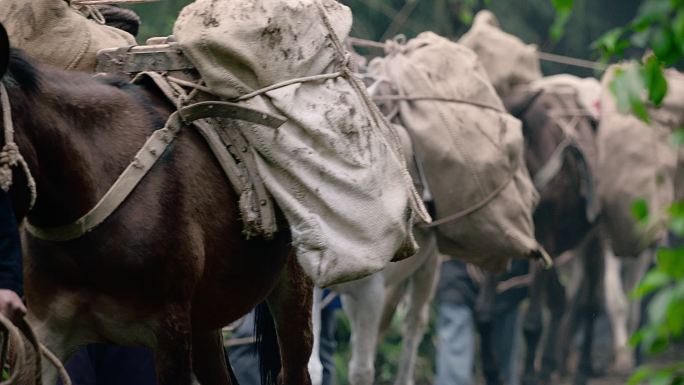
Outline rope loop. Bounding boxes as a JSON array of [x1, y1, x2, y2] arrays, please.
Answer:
[[0, 84, 37, 208]]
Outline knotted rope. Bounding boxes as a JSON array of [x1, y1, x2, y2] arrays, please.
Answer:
[[0, 314, 71, 385], [0, 84, 37, 209]]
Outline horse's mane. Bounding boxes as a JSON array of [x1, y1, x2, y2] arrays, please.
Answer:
[[2, 50, 165, 131], [3, 49, 40, 95]]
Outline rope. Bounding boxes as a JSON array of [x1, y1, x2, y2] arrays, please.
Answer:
[[422, 171, 516, 228], [0, 316, 26, 385], [166, 77, 214, 96], [0, 314, 72, 385], [234, 72, 343, 102], [40, 345, 72, 385], [373, 95, 505, 114], [537, 52, 606, 72], [0, 85, 37, 209], [347, 36, 607, 71]]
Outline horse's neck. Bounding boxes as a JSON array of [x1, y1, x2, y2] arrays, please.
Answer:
[[16, 71, 155, 228]]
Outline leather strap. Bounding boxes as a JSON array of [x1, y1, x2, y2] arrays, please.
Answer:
[[135, 71, 279, 236], [26, 101, 286, 241]]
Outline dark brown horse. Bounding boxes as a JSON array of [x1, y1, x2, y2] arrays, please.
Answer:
[[0, 25, 313, 385], [476, 84, 601, 385]]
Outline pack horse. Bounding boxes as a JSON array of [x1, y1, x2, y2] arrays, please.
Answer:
[[0, 23, 314, 385]]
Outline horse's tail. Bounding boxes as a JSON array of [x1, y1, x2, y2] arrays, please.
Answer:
[[254, 301, 281, 385]]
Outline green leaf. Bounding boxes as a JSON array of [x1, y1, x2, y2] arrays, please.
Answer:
[[648, 286, 675, 325], [633, 198, 651, 222], [668, 200, 684, 217], [632, 28, 653, 48], [666, 299, 684, 337], [650, 371, 674, 385], [671, 216, 684, 236], [641, 55, 668, 105], [628, 366, 654, 385], [633, 269, 671, 298], [610, 65, 650, 122], [656, 247, 684, 279], [458, 8, 474, 25], [593, 28, 626, 58], [550, 9, 572, 42], [630, 328, 647, 347], [652, 26, 682, 64], [674, 9, 684, 46], [647, 334, 671, 354]]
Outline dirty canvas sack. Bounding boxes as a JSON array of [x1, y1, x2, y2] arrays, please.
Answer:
[[173, 0, 428, 287], [458, 10, 542, 95], [0, 0, 135, 71], [599, 65, 684, 256], [368, 32, 544, 271]]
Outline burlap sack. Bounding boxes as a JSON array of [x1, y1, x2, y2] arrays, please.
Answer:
[[0, 0, 135, 71], [368, 32, 542, 271], [529, 75, 602, 120], [174, 0, 427, 287], [459, 10, 542, 96], [598, 65, 684, 256]]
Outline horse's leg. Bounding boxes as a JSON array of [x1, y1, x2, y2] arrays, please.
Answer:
[[624, 248, 654, 334], [154, 305, 193, 385], [574, 235, 603, 385], [477, 272, 503, 385], [393, 244, 440, 385], [266, 255, 314, 385], [31, 315, 85, 385], [557, 259, 584, 377], [308, 286, 324, 385], [522, 265, 546, 385], [603, 247, 632, 372], [340, 274, 385, 385], [378, 280, 406, 335], [192, 329, 234, 385], [539, 267, 565, 384]]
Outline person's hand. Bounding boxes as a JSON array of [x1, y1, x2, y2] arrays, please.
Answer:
[[0, 289, 26, 323]]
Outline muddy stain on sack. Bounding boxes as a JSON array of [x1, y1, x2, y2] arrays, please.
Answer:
[[262, 19, 283, 49]]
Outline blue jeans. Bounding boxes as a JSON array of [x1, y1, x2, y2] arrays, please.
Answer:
[[435, 302, 521, 385], [493, 306, 521, 385], [435, 303, 475, 385]]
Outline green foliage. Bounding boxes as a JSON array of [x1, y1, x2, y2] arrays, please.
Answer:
[[549, 0, 573, 41], [592, 0, 683, 120], [589, 1, 684, 385]]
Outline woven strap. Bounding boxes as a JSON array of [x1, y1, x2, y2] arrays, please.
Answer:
[[136, 71, 279, 237], [26, 101, 285, 241]]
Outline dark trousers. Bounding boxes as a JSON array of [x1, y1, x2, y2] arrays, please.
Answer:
[[59, 345, 156, 385]]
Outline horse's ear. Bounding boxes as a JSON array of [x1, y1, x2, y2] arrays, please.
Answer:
[[0, 23, 9, 80]]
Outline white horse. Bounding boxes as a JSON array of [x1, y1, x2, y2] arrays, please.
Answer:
[[309, 226, 440, 385]]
